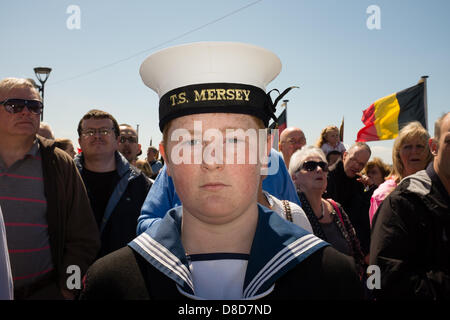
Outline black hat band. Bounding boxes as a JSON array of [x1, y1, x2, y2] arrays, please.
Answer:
[[159, 83, 273, 132]]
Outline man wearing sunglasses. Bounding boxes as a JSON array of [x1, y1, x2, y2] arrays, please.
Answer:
[[117, 124, 141, 166], [75, 110, 152, 259], [0, 78, 100, 299]]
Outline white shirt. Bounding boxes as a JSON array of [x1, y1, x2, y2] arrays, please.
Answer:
[[0, 206, 14, 300], [263, 191, 313, 233], [321, 142, 346, 155], [188, 253, 248, 299]]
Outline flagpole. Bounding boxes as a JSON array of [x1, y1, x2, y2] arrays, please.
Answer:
[[339, 116, 344, 143], [419, 75, 429, 130]]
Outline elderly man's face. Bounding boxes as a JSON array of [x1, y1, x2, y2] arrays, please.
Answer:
[[118, 126, 141, 163], [343, 146, 371, 178], [0, 87, 41, 139], [280, 129, 306, 162]]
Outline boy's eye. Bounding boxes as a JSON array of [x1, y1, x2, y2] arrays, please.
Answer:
[[226, 137, 239, 144], [182, 139, 201, 146], [189, 139, 201, 146]]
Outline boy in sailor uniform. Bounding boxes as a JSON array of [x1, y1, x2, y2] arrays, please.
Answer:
[[80, 42, 363, 300]]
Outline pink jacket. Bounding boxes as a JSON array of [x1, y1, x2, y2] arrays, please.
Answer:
[[369, 178, 398, 227]]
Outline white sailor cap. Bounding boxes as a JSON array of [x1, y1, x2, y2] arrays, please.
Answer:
[[139, 42, 283, 132]]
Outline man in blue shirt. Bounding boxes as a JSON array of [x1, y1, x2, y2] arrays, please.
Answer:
[[146, 146, 163, 179]]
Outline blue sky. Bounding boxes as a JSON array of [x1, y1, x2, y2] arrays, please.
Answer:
[[1, 0, 449, 164]]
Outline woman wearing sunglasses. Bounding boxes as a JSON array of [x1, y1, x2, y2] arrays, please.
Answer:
[[289, 146, 365, 279]]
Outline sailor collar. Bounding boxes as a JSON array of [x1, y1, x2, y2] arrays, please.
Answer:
[[128, 205, 328, 299]]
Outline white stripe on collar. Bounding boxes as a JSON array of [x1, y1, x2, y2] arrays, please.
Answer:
[[130, 206, 327, 299], [244, 233, 324, 298], [134, 232, 194, 291], [176, 284, 275, 300]]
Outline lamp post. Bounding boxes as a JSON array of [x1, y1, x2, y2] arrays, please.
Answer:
[[33, 67, 52, 120]]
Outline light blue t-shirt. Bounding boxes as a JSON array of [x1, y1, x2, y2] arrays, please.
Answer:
[[136, 149, 300, 234], [150, 160, 163, 175]]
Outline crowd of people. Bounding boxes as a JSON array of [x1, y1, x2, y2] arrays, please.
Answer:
[[0, 41, 449, 301]]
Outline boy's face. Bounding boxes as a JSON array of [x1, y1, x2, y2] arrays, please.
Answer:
[[162, 112, 269, 225]]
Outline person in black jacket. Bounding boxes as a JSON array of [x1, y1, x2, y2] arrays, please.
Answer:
[[370, 112, 450, 300], [323, 142, 373, 258], [0, 78, 100, 299], [75, 109, 151, 258]]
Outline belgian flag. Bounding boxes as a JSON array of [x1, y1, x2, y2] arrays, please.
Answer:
[[356, 81, 427, 142], [276, 108, 287, 134]]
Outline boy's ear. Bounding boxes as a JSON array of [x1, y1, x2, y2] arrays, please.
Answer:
[[266, 132, 272, 157], [429, 137, 438, 156], [342, 150, 348, 162], [259, 131, 272, 176], [159, 143, 171, 176]]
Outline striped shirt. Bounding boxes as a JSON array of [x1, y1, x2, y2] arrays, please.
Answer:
[[0, 140, 54, 289]]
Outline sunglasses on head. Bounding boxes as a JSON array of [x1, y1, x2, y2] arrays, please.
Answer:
[[300, 160, 328, 172], [0, 99, 43, 115], [119, 136, 138, 144]]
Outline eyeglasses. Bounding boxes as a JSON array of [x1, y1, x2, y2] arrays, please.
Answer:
[[119, 136, 138, 144], [0, 99, 43, 115], [299, 160, 328, 172], [81, 127, 115, 138], [285, 138, 305, 145]]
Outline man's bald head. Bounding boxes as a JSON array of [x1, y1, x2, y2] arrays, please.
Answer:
[[279, 127, 306, 168], [38, 122, 55, 140]]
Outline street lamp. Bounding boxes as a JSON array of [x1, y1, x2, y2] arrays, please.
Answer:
[[33, 67, 52, 120]]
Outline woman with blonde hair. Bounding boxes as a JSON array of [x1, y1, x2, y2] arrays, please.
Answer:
[[316, 125, 346, 156], [135, 159, 154, 179], [369, 121, 432, 226]]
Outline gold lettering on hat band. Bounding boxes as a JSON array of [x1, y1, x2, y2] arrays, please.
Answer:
[[169, 92, 188, 106], [159, 83, 271, 132], [169, 88, 251, 106], [194, 89, 251, 103]]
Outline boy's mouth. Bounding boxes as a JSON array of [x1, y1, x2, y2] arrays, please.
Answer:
[[200, 182, 228, 191]]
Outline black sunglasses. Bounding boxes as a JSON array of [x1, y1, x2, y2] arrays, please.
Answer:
[[0, 99, 43, 115], [119, 136, 138, 144], [300, 160, 328, 172]]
